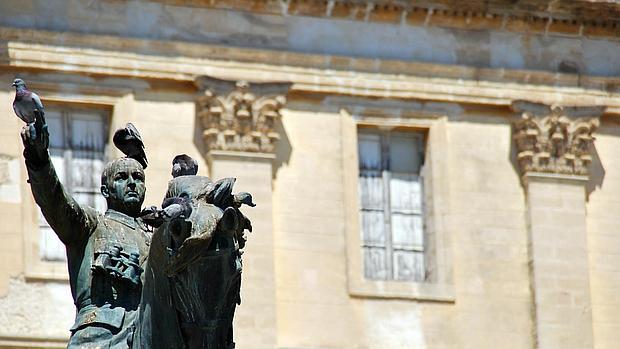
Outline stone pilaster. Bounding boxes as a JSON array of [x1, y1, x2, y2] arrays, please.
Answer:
[[195, 76, 290, 349], [512, 101, 604, 349]]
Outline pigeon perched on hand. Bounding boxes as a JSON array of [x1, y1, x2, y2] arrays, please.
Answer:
[[172, 154, 198, 178], [113, 123, 148, 169], [12, 78, 44, 139]]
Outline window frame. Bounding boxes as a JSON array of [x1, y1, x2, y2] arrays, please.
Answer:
[[341, 109, 455, 302], [358, 130, 426, 282], [23, 102, 111, 280], [39, 107, 109, 262]]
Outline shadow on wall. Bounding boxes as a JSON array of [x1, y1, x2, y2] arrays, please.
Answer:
[[508, 124, 521, 187], [584, 117, 620, 198], [192, 103, 208, 166], [272, 118, 292, 180], [132, 80, 197, 103], [0, 41, 8, 66], [587, 147, 605, 199]]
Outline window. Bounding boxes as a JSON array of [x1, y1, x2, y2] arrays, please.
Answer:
[[39, 108, 108, 261], [358, 130, 425, 282]]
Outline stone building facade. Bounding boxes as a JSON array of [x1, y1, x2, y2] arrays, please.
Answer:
[[0, 1, 619, 348]]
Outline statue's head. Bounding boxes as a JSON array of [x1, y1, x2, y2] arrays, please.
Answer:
[[100, 157, 145, 217]]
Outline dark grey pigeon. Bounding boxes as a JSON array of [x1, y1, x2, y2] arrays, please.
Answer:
[[205, 177, 236, 209], [171, 154, 198, 177], [233, 192, 256, 208], [139, 193, 192, 228], [161, 192, 193, 220], [12, 78, 44, 138], [113, 123, 148, 169]]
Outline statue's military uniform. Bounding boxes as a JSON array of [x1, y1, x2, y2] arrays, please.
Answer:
[[27, 162, 150, 348]]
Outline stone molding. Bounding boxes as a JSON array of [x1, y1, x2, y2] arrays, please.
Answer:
[[5, 29, 620, 112], [152, 0, 620, 38], [512, 101, 604, 177], [0, 334, 68, 349], [195, 76, 291, 154]]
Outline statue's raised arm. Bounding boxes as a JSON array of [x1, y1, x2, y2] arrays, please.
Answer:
[[20, 108, 97, 245]]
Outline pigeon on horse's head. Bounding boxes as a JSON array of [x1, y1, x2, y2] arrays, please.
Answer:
[[172, 154, 198, 178]]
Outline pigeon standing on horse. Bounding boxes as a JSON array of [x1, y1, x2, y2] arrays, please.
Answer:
[[172, 154, 199, 177]]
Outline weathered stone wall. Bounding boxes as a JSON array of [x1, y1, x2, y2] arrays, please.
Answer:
[[0, 2, 619, 348], [1, 0, 620, 76], [586, 121, 620, 349], [0, 75, 617, 349], [446, 113, 534, 349], [0, 90, 23, 297]]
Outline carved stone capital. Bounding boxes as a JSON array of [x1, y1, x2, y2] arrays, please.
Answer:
[[511, 101, 604, 177], [195, 76, 291, 155]]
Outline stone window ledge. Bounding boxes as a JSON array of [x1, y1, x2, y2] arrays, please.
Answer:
[[348, 279, 455, 302], [24, 267, 69, 282], [0, 333, 68, 348]]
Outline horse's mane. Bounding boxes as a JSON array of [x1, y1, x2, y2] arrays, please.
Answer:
[[135, 175, 244, 348]]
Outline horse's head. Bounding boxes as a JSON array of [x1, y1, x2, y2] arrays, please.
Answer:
[[142, 175, 252, 348]]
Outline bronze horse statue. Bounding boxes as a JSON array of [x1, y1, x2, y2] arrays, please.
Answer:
[[19, 106, 251, 348], [135, 175, 253, 349]]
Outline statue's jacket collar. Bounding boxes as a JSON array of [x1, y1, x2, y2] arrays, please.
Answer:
[[104, 209, 138, 229]]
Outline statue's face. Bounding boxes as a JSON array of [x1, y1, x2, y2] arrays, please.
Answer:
[[101, 159, 145, 216]]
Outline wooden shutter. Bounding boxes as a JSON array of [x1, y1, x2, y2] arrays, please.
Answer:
[[358, 133, 388, 280], [389, 133, 425, 282]]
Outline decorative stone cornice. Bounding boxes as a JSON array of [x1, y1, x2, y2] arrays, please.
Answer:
[[511, 101, 604, 177], [153, 0, 620, 38], [195, 76, 291, 154]]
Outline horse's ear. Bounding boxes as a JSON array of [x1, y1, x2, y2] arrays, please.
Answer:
[[218, 207, 238, 235], [101, 185, 110, 198]]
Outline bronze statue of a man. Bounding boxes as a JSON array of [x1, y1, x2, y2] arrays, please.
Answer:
[[21, 117, 151, 348], [20, 106, 252, 348]]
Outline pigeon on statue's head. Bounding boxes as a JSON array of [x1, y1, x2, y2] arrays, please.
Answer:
[[171, 154, 198, 178], [113, 123, 148, 169], [12, 78, 45, 139]]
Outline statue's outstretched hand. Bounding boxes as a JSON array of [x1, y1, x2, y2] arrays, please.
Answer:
[[21, 109, 50, 168]]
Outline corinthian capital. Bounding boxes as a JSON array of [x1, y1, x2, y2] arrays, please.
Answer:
[[511, 101, 604, 177], [195, 76, 291, 154]]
